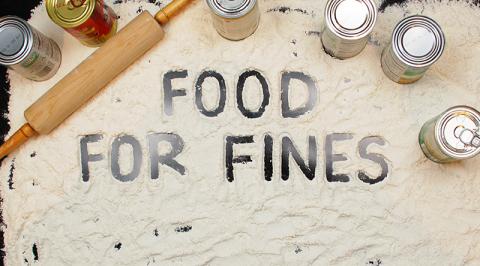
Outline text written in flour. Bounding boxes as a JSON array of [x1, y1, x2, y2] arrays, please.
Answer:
[[79, 69, 390, 185]]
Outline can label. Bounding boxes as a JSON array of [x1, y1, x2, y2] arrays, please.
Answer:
[[9, 24, 62, 81], [321, 26, 369, 59], [381, 44, 428, 84], [209, 1, 260, 41], [65, 0, 117, 47], [418, 116, 452, 163]]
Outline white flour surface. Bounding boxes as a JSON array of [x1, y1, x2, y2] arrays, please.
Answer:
[[1, 0, 480, 265]]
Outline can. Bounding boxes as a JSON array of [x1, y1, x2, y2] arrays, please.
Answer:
[[381, 15, 445, 84], [206, 0, 260, 41], [0, 16, 62, 81], [419, 106, 480, 163], [321, 0, 377, 59], [46, 0, 117, 47]]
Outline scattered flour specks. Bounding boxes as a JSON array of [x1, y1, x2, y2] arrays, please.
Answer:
[[1, 0, 480, 265]]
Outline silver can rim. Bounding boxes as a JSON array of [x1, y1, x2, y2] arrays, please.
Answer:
[[324, 0, 377, 40], [392, 15, 445, 68], [435, 105, 480, 159], [0, 16, 34, 66], [206, 0, 257, 19]]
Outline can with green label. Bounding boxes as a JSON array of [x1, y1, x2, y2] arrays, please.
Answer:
[[419, 106, 480, 163], [381, 15, 445, 84], [0, 16, 62, 81]]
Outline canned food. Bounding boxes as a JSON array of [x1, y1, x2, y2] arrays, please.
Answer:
[[419, 106, 480, 163], [321, 0, 377, 59], [381, 15, 445, 84], [0, 16, 61, 81], [206, 0, 260, 41], [46, 0, 117, 47]]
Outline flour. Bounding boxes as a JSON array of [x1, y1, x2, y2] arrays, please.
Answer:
[[1, 0, 480, 265]]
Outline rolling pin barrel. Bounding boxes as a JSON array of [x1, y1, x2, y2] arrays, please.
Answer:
[[24, 12, 164, 134]]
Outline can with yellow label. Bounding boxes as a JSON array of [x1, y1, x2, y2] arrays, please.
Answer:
[[381, 15, 445, 84], [46, 0, 117, 47]]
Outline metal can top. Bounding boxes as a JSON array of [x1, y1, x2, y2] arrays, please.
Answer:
[[324, 0, 377, 40], [206, 0, 257, 19], [0, 16, 33, 65], [392, 15, 445, 68], [46, 0, 96, 28], [436, 106, 480, 159]]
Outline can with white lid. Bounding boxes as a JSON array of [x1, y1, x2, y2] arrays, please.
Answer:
[[0, 16, 61, 81], [419, 106, 480, 163], [321, 0, 377, 59], [381, 15, 445, 84], [206, 0, 260, 41]]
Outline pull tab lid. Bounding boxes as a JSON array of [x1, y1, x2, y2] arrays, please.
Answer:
[[458, 128, 480, 148], [436, 106, 480, 159], [45, 0, 95, 28]]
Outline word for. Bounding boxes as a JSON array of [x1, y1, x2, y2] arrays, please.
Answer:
[[80, 133, 185, 182], [80, 133, 389, 184]]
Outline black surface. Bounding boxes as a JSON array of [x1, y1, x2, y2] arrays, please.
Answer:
[[0, 1, 42, 263], [0, 0, 478, 264], [0, 0, 40, 140], [0, 0, 42, 138]]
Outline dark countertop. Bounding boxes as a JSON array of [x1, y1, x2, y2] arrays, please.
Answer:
[[0, 0, 42, 262]]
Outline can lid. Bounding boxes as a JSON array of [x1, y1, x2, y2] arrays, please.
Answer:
[[0, 16, 33, 65], [207, 0, 257, 19], [393, 15, 445, 68], [458, 128, 480, 148], [325, 0, 377, 40], [436, 106, 480, 159], [45, 0, 95, 28]]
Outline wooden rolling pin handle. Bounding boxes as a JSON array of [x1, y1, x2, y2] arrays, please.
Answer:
[[0, 124, 37, 159], [155, 0, 193, 25]]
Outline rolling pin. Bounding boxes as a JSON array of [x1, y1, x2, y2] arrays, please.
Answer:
[[0, 0, 193, 159]]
